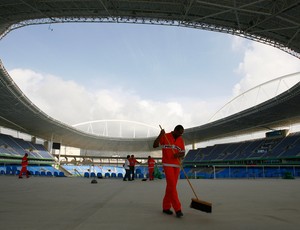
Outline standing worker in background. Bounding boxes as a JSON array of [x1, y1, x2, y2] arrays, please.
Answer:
[[123, 155, 131, 181], [19, 153, 30, 179], [153, 125, 185, 218], [147, 156, 156, 180], [129, 155, 140, 180]]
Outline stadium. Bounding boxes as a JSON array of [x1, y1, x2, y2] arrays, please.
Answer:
[[1, 1, 300, 229]]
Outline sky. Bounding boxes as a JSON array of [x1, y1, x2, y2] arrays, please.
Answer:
[[0, 22, 300, 137]]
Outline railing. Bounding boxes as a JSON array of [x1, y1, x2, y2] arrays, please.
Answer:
[[184, 165, 300, 179]]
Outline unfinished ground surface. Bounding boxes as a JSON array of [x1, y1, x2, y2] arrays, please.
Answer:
[[0, 176, 299, 230]]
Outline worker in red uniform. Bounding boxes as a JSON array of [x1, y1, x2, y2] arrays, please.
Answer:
[[153, 125, 185, 218], [147, 156, 156, 180], [19, 153, 29, 179], [129, 155, 140, 180]]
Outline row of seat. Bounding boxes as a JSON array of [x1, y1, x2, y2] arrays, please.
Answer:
[[0, 169, 65, 177], [184, 166, 300, 179], [0, 133, 53, 159], [83, 172, 146, 179], [184, 132, 300, 163]]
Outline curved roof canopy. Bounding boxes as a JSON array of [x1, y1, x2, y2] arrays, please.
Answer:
[[0, 0, 299, 57], [1, 0, 300, 152]]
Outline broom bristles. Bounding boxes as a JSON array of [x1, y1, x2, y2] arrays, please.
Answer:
[[190, 198, 212, 213]]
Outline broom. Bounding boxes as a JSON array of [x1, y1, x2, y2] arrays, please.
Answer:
[[159, 125, 212, 213]]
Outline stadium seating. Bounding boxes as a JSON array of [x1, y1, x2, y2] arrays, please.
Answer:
[[184, 132, 300, 166], [1, 129, 300, 179]]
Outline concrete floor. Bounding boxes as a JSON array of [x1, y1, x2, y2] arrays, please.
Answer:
[[0, 176, 300, 230]]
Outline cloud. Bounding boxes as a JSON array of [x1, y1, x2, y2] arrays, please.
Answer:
[[10, 39, 299, 138], [231, 36, 249, 53], [8, 68, 214, 136], [233, 41, 300, 97], [206, 39, 300, 122]]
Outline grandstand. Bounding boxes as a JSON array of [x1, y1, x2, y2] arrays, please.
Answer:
[[0, 133, 65, 176], [183, 129, 300, 179], [184, 130, 300, 166], [1, 129, 300, 179]]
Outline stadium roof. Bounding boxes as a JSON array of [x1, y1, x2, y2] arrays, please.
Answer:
[[1, 0, 299, 58], [0, 0, 300, 152]]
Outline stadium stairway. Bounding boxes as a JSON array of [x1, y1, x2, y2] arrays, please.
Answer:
[[58, 164, 73, 177]]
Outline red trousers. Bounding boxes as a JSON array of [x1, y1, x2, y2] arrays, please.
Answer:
[[19, 166, 29, 178], [148, 167, 154, 180], [163, 166, 181, 212]]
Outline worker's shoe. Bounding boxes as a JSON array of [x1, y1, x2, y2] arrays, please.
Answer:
[[18, 176, 23, 179], [176, 210, 183, 218], [163, 209, 173, 215]]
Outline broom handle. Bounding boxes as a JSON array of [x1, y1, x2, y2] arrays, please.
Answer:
[[159, 125, 199, 200]]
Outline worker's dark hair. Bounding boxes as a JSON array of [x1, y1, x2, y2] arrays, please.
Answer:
[[174, 125, 184, 131]]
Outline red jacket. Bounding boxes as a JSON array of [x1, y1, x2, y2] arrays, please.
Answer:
[[159, 132, 185, 166], [129, 157, 139, 167], [21, 155, 28, 167], [148, 158, 156, 169]]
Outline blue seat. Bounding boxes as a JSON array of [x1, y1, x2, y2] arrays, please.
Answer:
[[104, 172, 110, 178], [6, 166, 12, 175], [46, 171, 53, 176], [117, 173, 123, 178], [137, 173, 144, 178], [180, 173, 185, 179], [97, 172, 103, 178], [84, 172, 89, 178]]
